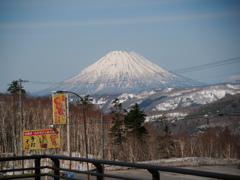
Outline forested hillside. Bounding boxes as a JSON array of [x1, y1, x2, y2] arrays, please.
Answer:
[[0, 93, 239, 163]]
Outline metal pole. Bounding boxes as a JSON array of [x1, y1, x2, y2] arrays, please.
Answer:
[[66, 93, 71, 169], [54, 91, 90, 178], [83, 106, 88, 160], [101, 115, 104, 172], [83, 104, 90, 177], [101, 115, 104, 160]]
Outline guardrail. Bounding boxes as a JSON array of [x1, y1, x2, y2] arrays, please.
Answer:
[[0, 154, 240, 180]]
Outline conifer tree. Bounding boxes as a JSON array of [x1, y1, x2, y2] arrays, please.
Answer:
[[7, 80, 26, 94], [109, 98, 126, 145], [124, 103, 148, 140]]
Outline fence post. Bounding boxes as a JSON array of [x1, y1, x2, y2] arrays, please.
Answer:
[[35, 157, 41, 180], [93, 163, 104, 180], [51, 157, 60, 180], [148, 169, 160, 180]]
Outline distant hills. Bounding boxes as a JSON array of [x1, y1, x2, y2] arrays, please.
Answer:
[[91, 83, 240, 113], [147, 91, 240, 135]]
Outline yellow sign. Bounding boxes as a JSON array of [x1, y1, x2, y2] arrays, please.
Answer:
[[23, 128, 60, 150], [52, 93, 67, 124]]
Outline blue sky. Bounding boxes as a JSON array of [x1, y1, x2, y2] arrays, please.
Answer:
[[0, 0, 240, 93]]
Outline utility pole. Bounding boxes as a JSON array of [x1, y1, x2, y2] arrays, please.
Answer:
[[18, 79, 28, 174]]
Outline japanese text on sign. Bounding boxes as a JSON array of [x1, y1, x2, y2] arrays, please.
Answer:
[[52, 93, 68, 124], [23, 128, 60, 150]]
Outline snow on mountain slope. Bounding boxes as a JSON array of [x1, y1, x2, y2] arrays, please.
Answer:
[[91, 83, 240, 112], [40, 51, 202, 95]]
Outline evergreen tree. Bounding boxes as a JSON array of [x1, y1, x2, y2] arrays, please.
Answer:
[[7, 80, 26, 94], [109, 98, 126, 145], [79, 95, 92, 107], [124, 103, 148, 140]]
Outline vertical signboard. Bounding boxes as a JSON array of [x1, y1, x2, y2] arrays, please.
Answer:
[[52, 93, 67, 124], [23, 128, 60, 150]]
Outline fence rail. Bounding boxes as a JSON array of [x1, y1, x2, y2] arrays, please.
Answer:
[[0, 154, 240, 180]]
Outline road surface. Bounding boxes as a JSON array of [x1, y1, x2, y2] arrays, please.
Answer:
[[9, 165, 240, 180]]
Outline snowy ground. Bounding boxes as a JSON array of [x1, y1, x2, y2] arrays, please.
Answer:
[[3, 156, 239, 175], [105, 157, 240, 170]]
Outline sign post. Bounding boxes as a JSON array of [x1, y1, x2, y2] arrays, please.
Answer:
[[52, 91, 71, 169]]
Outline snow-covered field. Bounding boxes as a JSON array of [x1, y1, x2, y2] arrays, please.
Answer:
[[105, 157, 240, 170]]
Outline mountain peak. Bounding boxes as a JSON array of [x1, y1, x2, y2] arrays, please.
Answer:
[[40, 51, 202, 94], [81, 50, 171, 81]]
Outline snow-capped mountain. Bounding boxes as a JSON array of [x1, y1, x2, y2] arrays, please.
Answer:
[[224, 75, 240, 83], [91, 83, 240, 112], [40, 51, 202, 94]]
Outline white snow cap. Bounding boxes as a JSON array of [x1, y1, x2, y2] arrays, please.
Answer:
[[79, 50, 172, 80], [42, 50, 202, 94]]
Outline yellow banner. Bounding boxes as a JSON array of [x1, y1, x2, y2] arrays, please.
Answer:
[[52, 93, 67, 124], [23, 128, 60, 150]]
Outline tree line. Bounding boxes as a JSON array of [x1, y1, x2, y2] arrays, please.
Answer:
[[0, 81, 239, 163], [0, 93, 239, 162]]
